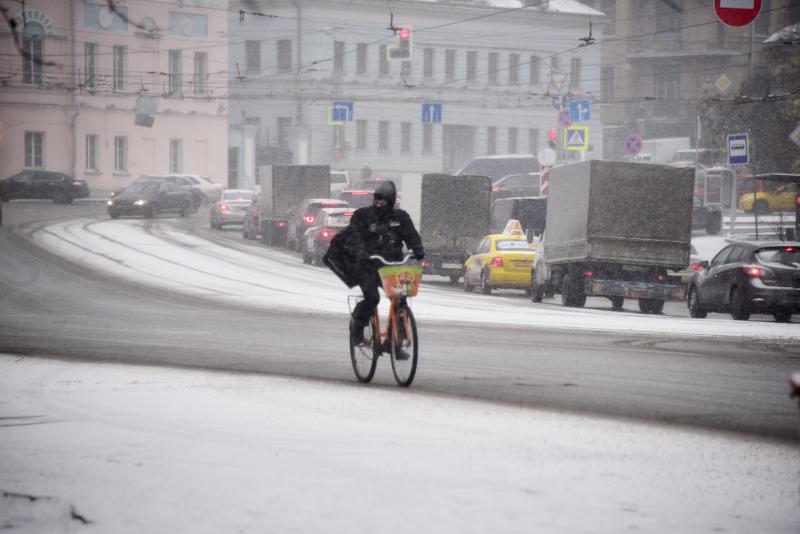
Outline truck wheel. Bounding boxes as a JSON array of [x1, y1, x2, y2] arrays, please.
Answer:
[[561, 273, 585, 307], [687, 287, 707, 318], [480, 270, 492, 295], [705, 212, 722, 235], [773, 307, 793, 323], [531, 275, 543, 303], [449, 274, 460, 285], [729, 287, 751, 321], [609, 296, 624, 310], [638, 299, 663, 314]]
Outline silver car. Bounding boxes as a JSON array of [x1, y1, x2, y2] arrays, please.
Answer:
[[210, 189, 256, 229]]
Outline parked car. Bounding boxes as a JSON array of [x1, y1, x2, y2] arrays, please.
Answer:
[[338, 190, 375, 209], [210, 189, 256, 229], [692, 196, 722, 235], [168, 174, 225, 205], [463, 226, 536, 294], [738, 182, 797, 214], [113, 175, 205, 210], [242, 193, 261, 240], [286, 198, 349, 250], [0, 170, 90, 203], [330, 170, 351, 198], [669, 243, 705, 287], [491, 172, 541, 200], [301, 207, 354, 265], [456, 154, 540, 182], [687, 240, 800, 322], [107, 180, 193, 219]]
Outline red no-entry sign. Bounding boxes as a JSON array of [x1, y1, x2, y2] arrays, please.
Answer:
[[714, 0, 762, 27]]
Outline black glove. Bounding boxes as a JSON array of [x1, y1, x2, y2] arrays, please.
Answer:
[[414, 250, 425, 261]]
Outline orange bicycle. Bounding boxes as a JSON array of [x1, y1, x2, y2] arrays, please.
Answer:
[[348, 253, 421, 387]]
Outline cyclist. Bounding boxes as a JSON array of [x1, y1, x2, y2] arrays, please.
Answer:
[[323, 181, 425, 345]]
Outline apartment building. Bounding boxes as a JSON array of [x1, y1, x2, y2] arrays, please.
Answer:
[[228, 0, 606, 189], [0, 0, 228, 193]]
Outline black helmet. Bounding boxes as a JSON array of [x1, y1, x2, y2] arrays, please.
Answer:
[[373, 181, 397, 208]]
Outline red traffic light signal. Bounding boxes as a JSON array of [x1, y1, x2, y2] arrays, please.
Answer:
[[399, 27, 410, 40]]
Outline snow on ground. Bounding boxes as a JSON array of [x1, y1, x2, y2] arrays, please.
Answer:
[[1, 354, 798, 534], [24, 218, 800, 342]]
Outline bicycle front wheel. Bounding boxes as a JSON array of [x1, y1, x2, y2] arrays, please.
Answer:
[[350, 315, 378, 383], [390, 305, 418, 387]]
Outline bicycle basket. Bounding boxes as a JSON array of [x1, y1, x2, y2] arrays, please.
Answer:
[[378, 265, 423, 298]]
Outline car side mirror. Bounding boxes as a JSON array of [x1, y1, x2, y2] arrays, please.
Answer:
[[700, 260, 709, 270], [525, 228, 535, 244]]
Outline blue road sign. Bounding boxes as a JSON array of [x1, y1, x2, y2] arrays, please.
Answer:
[[332, 101, 353, 122], [727, 133, 749, 165], [569, 100, 591, 122], [624, 134, 642, 156], [564, 126, 588, 151], [422, 103, 442, 123], [557, 108, 572, 128]]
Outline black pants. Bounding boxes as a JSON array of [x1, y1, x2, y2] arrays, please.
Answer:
[[352, 267, 382, 328]]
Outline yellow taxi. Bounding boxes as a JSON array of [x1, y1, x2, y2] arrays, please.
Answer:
[[463, 220, 536, 294], [738, 183, 797, 214]]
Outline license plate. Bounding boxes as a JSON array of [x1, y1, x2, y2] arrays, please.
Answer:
[[442, 262, 462, 269], [513, 261, 532, 268]]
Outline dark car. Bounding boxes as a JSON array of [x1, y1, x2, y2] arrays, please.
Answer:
[[490, 196, 547, 236], [112, 175, 205, 210], [491, 173, 541, 200], [456, 154, 540, 182], [301, 207, 354, 265], [242, 193, 261, 240], [691, 195, 722, 235], [337, 190, 374, 209], [107, 180, 193, 219], [285, 198, 349, 251], [687, 241, 800, 322], [0, 170, 90, 203]]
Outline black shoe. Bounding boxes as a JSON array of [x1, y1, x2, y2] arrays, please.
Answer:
[[350, 321, 365, 345]]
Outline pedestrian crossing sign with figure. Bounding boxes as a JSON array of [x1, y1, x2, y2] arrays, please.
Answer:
[[564, 125, 588, 151]]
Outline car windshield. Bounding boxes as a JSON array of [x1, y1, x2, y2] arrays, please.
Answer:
[[325, 213, 352, 225], [222, 191, 254, 202], [459, 157, 540, 181], [757, 247, 800, 267], [125, 182, 161, 194], [495, 239, 531, 251], [339, 192, 372, 208], [331, 173, 348, 184]]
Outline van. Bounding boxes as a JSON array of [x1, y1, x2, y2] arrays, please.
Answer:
[[490, 196, 547, 237], [456, 154, 540, 182]]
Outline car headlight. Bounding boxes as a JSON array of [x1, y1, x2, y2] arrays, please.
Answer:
[[107, 200, 114, 206], [134, 199, 148, 206]]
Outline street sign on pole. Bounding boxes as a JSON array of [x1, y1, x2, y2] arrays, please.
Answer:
[[557, 108, 571, 128], [568, 100, 591, 122], [624, 134, 642, 157], [422, 103, 442, 123], [332, 101, 353, 122], [727, 133, 749, 165], [564, 126, 588, 152], [714, 0, 762, 27]]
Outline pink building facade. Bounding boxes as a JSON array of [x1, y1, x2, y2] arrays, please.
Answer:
[[0, 0, 228, 194]]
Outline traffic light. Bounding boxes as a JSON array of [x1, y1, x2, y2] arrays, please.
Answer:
[[387, 27, 412, 61]]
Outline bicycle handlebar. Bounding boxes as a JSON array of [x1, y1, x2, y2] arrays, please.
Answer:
[[369, 253, 415, 266]]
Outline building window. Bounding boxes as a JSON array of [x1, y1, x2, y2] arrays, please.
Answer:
[[487, 126, 497, 155], [278, 117, 291, 149], [22, 23, 44, 85], [445, 49, 455, 80], [379, 121, 389, 151], [334, 41, 345, 73], [529, 55, 539, 84], [25, 132, 44, 168], [401, 122, 411, 153], [278, 40, 292, 71], [169, 49, 181, 95], [194, 52, 207, 95], [602, 66, 614, 102], [113, 45, 126, 92], [170, 139, 182, 173], [356, 120, 367, 150], [655, 71, 680, 101], [245, 40, 261, 73], [488, 52, 499, 85], [528, 129, 539, 156], [570, 58, 581, 88], [379, 45, 389, 76], [357, 43, 367, 74], [422, 124, 432, 154], [508, 127, 518, 154], [508, 53, 519, 85], [466, 51, 477, 81], [84, 43, 97, 88], [114, 136, 128, 173], [423, 48, 434, 78], [85, 135, 98, 171]]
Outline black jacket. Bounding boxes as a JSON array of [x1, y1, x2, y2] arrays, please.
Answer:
[[324, 205, 424, 288]]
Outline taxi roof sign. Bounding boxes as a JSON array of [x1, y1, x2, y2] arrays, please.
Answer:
[[502, 219, 525, 236]]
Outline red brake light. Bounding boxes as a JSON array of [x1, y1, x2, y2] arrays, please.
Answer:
[[656, 274, 666, 282], [583, 270, 593, 277], [690, 263, 703, 271], [303, 214, 316, 224], [743, 265, 777, 284], [785, 247, 795, 252], [491, 256, 504, 267], [491, 186, 500, 193], [344, 210, 355, 216], [321, 201, 341, 207], [351, 191, 369, 196], [320, 227, 336, 239], [420, 260, 431, 268], [219, 203, 230, 212], [276, 220, 288, 228], [744, 266, 762, 278]]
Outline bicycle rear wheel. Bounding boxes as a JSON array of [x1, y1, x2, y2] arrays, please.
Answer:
[[350, 315, 378, 383], [390, 305, 418, 387]]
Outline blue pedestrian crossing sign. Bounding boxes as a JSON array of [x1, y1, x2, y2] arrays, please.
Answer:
[[564, 125, 589, 151], [332, 101, 353, 122], [568, 99, 591, 122], [422, 103, 442, 123]]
